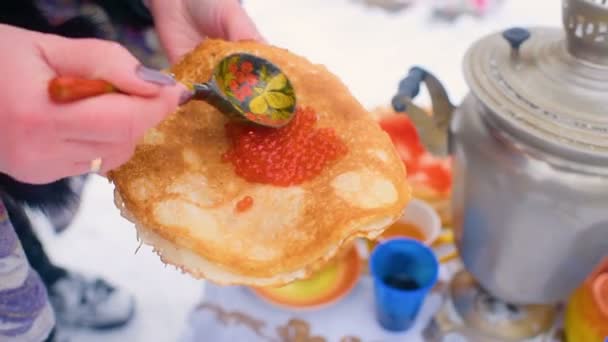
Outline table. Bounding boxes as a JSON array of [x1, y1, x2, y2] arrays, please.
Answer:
[[180, 280, 441, 341], [178, 258, 564, 341], [179, 261, 451, 342]]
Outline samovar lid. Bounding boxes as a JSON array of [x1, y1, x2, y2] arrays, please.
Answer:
[[463, 0, 608, 166]]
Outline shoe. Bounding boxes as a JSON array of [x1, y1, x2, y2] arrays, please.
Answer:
[[48, 272, 135, 330], [43, 327, 72, 342]]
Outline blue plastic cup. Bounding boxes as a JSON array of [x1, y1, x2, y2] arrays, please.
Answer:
[[370, 237, 439, 332]]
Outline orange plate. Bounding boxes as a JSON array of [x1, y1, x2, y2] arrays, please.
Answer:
[[251, 246, 361, 310]]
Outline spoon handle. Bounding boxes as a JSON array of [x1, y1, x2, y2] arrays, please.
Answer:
[[189, 83, 214, 101], [48, 76, 117, 103], [48, 75, 214, 106]]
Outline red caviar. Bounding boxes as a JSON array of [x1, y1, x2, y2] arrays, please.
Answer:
[[235, 196, 254, 212], [223, 107, 347, 186]]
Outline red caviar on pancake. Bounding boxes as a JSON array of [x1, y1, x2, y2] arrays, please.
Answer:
[[223, 107, 347, 186], [235, 196, 254, 212]]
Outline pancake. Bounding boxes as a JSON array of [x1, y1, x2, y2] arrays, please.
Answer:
[[107, 39, 410, 287]]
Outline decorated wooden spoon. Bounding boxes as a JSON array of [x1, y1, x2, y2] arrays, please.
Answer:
[[48, 53, 297, 128]]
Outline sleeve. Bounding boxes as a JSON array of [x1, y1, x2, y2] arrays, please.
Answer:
[[124, 0, 153, 24], [91, 0, 154, 28], [0, 200, 55, 341]]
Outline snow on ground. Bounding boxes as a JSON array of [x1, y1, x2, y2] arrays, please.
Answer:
[[33, 0, 560, 341], [32, 176, 202, 342]]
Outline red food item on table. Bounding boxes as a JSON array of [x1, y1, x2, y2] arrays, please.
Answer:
[[378, 115, 425, 171], [411, 154, 452, 194], [378, 114, 452, 194]]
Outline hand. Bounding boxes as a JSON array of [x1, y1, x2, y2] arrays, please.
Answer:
[[0, 24, 186, 184], [147, 0, 264, 64]]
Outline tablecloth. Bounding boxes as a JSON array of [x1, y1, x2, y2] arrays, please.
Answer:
[[179, 276, 444, 342]]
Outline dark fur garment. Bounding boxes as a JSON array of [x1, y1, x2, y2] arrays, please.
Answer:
[[0, 0, 152, 212]]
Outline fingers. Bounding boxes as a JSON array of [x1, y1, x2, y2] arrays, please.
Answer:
[[72, 146, 135, 175], [52, 85, 184, 143], [52, 143, 135, 183], [56, 140, 136, 178], [39, 35, 176, 97], [4, 157, 87, 185], [59, 140, 130, 162], [5, 138, 137, 183], [181, 0, 265, 42], [97, 147, 137, 174], [66, 139, 137, 175], [219, 0, 265, 42]]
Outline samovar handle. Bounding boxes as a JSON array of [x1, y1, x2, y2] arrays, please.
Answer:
[[391, 67, 455, 157]]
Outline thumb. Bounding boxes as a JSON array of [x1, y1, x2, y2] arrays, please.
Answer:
[[39, 34, 177, 97]]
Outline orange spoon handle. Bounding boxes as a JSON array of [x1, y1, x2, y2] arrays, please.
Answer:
[[48, 76, 117, 103]]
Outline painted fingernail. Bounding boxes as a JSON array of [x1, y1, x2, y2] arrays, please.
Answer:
[[136, 65, 176, 86], [179, 89, 195, 105]]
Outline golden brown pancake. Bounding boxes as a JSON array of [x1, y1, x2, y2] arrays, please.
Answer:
[[108, 39, 410, 287]]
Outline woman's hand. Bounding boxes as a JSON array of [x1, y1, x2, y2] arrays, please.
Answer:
[[0, 24, 186, 184], [147, 0, 263, 64]]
